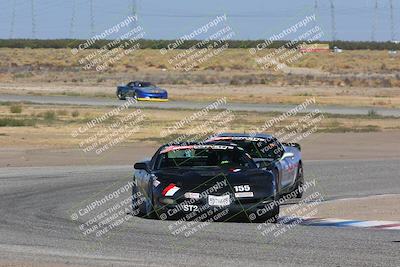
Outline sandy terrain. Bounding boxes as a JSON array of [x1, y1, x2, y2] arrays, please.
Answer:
[[1, 131, 399, 167], [0, 83, 399, 108]]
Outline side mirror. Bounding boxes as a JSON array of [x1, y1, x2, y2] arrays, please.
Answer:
[[134, 162, 148, 170], [281, 152, 294, 160]]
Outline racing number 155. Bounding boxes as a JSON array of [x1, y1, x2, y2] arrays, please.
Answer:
[[234, 185, 250, 192]]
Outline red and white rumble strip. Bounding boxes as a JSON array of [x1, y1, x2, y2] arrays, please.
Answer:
[[278, 216, 400, 230]]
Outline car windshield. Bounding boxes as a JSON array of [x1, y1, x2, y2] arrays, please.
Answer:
[[138, 82, 154, 87], [228, 139, 283, 159], [155, 146, 256, 170]]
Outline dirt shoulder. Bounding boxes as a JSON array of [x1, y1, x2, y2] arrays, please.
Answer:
[[282, 194, 400, 221], [1, 131, 399, 167]]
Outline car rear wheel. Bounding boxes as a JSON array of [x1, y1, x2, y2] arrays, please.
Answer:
[[272, 168, 280, 197], [293, 164, 304, 199], [132, 184, 146, 217], [137, 183, 157, 219]]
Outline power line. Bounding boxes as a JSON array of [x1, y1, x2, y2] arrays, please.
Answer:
[[9, 0, 16, 38]]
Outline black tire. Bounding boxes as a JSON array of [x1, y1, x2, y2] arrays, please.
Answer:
[[132, 184, 146, 217], [272, 168, 281, 197], [138, 183, 157, 219], [117, 91, 126, 100], [293, 163, 304, 199]]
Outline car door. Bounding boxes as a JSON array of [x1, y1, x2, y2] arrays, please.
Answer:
[[135, 148, 163, 199], [134, 162, 152, 199], [278, 146, 297, 189]]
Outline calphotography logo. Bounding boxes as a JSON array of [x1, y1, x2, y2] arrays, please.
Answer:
[[73, 15, 138, 53]]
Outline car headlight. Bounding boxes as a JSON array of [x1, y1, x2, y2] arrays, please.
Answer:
[[151, 175, 160, 187], [159, 198, 176, 205]]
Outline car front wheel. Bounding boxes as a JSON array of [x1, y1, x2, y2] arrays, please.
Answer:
[[117, 91, 126, 100]]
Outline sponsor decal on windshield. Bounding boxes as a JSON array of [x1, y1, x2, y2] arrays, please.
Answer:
[[160, 144, 234, 154], [210, 136, 267, 142]]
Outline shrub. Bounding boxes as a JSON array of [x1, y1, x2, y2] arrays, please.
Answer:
[[57, 110, 68, 116], [71, 110, 80, 117], [0, 118, 36, 127], [43, 111, 57, 121], [10, 105, 22, 113], [367, 109, 378, 117]]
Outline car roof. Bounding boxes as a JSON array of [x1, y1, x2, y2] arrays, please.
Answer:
[[215, 132, 274, 140], [132, 80, 152, 84]]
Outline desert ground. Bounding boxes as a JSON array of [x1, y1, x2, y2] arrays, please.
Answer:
[[0, 48, 399, 108]]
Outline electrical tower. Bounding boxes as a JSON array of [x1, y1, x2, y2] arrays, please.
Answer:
[[330, 0, 336, 41], [389, 0, 395, 41], [70, 0, 76, 38], [31, 0, 36, 38], [314, 0, 318, 16], [132, 0, 138, 30], [313, 0, 319, 40], [90, 0, 95, 35], [372, 0, 378, 41], [10, 0, 16, 38]]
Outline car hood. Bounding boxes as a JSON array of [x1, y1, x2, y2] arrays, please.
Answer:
[[136, 87, 165, 93]]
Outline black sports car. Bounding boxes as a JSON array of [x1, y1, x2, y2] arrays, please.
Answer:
[[207, 133, 304, 199], [132, 142, 279, 222]]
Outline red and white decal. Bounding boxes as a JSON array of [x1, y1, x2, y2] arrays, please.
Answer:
[[162, 183, 180, 196], [160, 145, 194, 154]]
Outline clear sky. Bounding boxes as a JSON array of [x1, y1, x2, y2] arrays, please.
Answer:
[[0, 0, 398, 41]]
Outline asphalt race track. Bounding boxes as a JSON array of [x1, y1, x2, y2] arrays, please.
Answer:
[[1, 159, 399, 266], [1, 94, 400, 117]]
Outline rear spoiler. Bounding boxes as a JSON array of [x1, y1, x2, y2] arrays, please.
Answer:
[[282, 142, 301, 151]]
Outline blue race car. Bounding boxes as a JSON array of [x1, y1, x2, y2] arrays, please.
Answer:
[[116, 81, 168, 101]]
